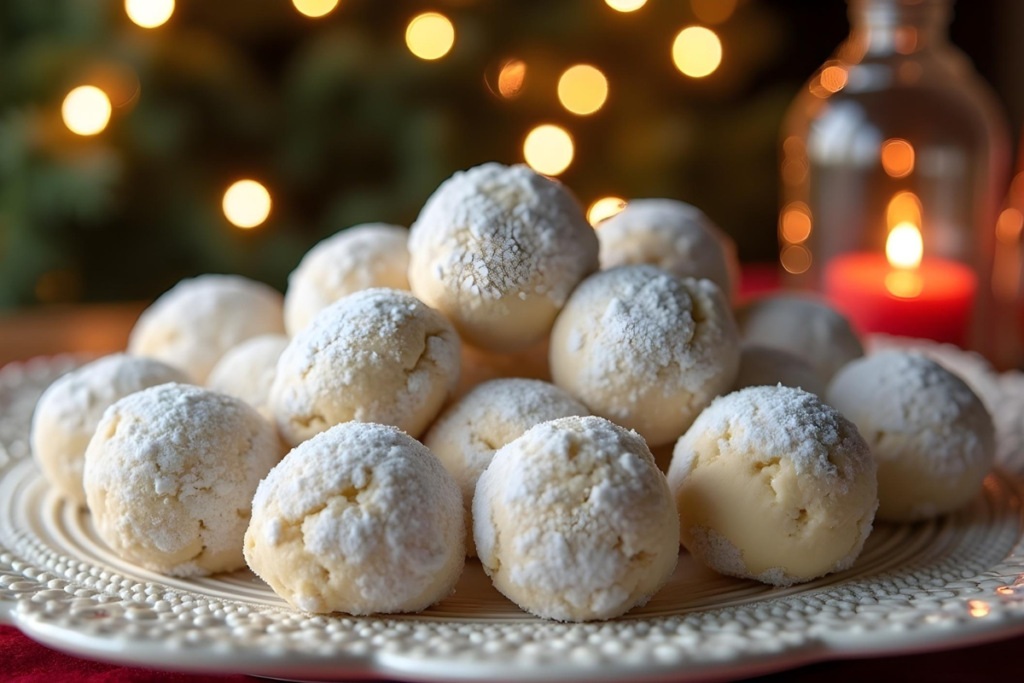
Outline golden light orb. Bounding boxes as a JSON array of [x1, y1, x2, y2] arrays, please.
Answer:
[[62, 86, 112, 136], [780, 244, 812, 274], [588, 197, 627, 226], [881, 138, 915, 178], [885, 222, 924, 269], [405, 12, 455, 61], [557, 65, 609, 116], [223, 180, 272, 229], [523, 124, 574, 176], [292, 0, 339, 18], [819, 65, 848, 93], [780, 203, 812, 243], [497, 59, 527, 98], [124, 0, 175, 28], [996, 207, 1024, 244], [672, 26, 722, 78], [605, 0, 647, 12]]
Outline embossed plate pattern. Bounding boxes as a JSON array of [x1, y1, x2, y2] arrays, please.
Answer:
[[4, 356, 1024, 682]]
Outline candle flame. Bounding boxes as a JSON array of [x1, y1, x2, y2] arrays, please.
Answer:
[[886, 222, 923, 269]]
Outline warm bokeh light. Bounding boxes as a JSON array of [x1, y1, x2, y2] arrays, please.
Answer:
[[881, 138, 915, 178], [819, 65, 848, 93], [588, 197, 627, 226], [672, 27, 722, 78], [997, 207, 1024, 244], [886, 222, 924, 269], [223, 180, 272, 229], [887, 191, 922, 229], [969, 600, 991, 618], [780, 203, 812, 243], [497, 60, 527, 98], [62, 86, 112, 136], [405, 12, 455, 61], [124, 0, 175, 28], [780, 244, 811, 274], [692, 0, 737, 25], [292, 0, 340, 18], [605, 0, 647, 12], [557, 65, 608, 116], [523, 124, 574, 176]]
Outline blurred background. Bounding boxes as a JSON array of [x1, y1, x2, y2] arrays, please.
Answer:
[[0, 0, 1021, 311]]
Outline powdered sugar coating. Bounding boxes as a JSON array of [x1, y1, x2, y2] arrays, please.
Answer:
[[668, 385, 877, 586], [549, 265, 740, 447], [735, 344, 826, 397], [735, 295, 863, 384], [827, 351, 994, 521], [474, 416, 679, 622], [270, 288, 460, 446], [423, 379, 588, 556], [82, 383, 281, 576], [31, 354, 189, 505], [244, 422, 464, 615], [207, 335, 290, 420], [129, 275, 285, 383], [284, 224, 410, 336], [597, 199, 739, 301], [408, 163, 598, 353]]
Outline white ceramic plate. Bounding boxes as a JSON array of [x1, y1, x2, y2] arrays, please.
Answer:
[[3, 356, 1024, 682]]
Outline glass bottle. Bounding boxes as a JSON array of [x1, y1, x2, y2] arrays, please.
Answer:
[[780, 0, 1011, 356]]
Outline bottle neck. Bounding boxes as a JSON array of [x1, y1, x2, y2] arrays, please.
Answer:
[[847, 0, 952, 56]]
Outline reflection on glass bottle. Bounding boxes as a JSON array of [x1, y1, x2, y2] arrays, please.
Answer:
[[780, 0, 1010, 354]]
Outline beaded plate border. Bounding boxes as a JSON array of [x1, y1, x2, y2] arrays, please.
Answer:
[[3, 356, 1024, 682]]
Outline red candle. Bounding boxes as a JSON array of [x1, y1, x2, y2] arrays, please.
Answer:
[[824, 252, 976, 346]]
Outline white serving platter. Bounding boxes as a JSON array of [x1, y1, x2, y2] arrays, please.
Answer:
[[3, 355, 1024, 682]]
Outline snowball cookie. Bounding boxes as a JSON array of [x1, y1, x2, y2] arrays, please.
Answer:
[[668, 386, 877, 586], [827, 352, 995, 522], [129, 275, 285, 383], [244, 422, 464, 615], [207, 334, 289, 420], [31, 354, 189, 505], [735, 295, 863, 385], [83, 383, 280, 576], [597, 199, 740, 301], [735, 344, 826, 397], [550, 265, 740, 447], [423, 379, 588, 556], [284, 224, 409, 336], [408, 163, 598, 353], [270, 288, 460, 446], [457, 338, 551, 397], [475, 416, 678, 622]]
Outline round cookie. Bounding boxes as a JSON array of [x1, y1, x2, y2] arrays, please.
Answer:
[[474, 416, 679, 622], [408, 163, 598, 353], [270, 288, 460, 446], [31, 354, 189, 505], [207, 335, 290, 420], [423, 379, 588, 556], [129, 274, 285, 383], [667, 385, 877, 586], [550, 265, 740, 447], [244, 422, 464, 615], [735, 344, 826, 397], [734, 295, 863, 384], [827, 351, 994, 521], [284, 223, 409, 336], [597, 199, 739, 301], [83, 383, 281, 576]]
